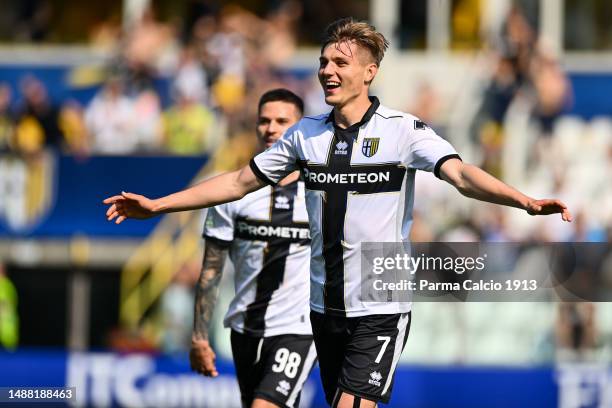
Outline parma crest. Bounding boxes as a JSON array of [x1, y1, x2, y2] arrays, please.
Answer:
[[361, 137, 380, 157]]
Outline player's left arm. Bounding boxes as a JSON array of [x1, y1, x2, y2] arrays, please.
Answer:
[[439, 158, 572, 221], [190, 238, 228, 378]]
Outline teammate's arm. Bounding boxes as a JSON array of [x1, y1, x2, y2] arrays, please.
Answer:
[[190, 238, 229, 378], [439, 158, 572, 221], [104, 165, 265, 224]]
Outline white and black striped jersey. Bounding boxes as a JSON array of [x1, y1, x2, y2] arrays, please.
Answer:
[[250, 97, 460, 317], [203, 180, 312, 336]]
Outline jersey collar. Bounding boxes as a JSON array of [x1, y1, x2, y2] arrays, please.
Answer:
[[325, 96, 380, 132]]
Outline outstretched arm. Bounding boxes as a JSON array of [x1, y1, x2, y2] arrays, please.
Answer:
[[439, 158, 572, 221], [104, 165, 265, 224], [189, 238, 229, 378]]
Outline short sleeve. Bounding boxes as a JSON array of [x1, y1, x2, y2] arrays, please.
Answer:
[[402, 118, 461, 179], [202, 203, 235, 246], [250, 126, 299, 185]]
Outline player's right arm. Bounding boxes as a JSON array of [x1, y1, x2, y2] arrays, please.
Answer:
[[190, 238, 229, 378], [104, 119, 300, 224], [104, 165, 265, 224]]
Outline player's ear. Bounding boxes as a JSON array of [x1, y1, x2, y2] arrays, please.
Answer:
[[364, 63, 378, 85]]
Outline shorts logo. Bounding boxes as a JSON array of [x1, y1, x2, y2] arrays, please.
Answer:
[[274, 195, 290, 209], [335, 140, 348, 155], [368, 371, 383, 387], [276, 380, 291, 396], [362, 138, 380, 157]]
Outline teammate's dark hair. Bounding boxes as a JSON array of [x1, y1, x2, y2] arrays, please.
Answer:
[[321, 17, 389, 66], [258, 89, 304, 115]]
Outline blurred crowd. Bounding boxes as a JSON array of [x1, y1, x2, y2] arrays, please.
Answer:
[[408, 4, 611, 246], [471, 4, 571, 177], [0, 1, 325, 166]]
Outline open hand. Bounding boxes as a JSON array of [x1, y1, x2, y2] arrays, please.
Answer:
[[526, 199, 572, 222], [190, 339, 218, 377], [103, 192, 157, 224]]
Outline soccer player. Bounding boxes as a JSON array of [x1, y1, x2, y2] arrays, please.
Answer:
[[104, 18, 572, 408], [189, 89, 316, 408]]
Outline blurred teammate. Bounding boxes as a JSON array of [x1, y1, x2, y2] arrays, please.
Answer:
[[189, 89, 316, 408], [104, 17, 572, 408], [0, 263, 18, 350]]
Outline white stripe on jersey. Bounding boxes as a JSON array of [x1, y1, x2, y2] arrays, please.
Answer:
[[286, 341, 317, 408], [381, 312, 410, 396], [204, 181, 312, 336], [252, 97, 460, 317], [254, 337, 264, 364]]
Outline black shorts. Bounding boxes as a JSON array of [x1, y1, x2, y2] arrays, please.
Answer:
[[230, 330, 317, 408], [310, 311, 411, 405]]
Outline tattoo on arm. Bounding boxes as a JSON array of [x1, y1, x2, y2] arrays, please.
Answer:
[[193, 239, 228, 341]]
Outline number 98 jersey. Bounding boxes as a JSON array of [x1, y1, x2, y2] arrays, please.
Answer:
[[204, 180, 312, 337]]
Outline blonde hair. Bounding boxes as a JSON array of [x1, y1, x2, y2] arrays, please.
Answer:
[[321, 17, 389, 66]]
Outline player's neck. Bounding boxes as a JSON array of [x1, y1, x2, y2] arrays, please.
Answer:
[[278, 171, 300, 186], [333, 93, 372, 129]]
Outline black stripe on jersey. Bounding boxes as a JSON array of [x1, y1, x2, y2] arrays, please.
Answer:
[[297, 98, 406, 316], [243, 181, 302, 334], [300, 162, 406, 194], [203, 234, 233, 248], [433, 153, 462, 179], [317, 130, 353, 315], [250, 158, 276, 186], [234, 218, 310, 244]]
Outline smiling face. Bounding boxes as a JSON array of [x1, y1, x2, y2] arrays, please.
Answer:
[[256, 100, 302, 149], [318, 41, 378, 108]]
